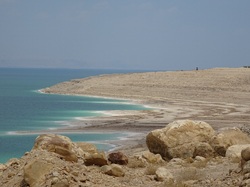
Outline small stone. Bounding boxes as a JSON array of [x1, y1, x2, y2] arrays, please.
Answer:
[[72, 171, 79, 177], [7, 172, 15, 178], [52, 179, 69, 187], [51, 177, 59, 185], [0, 164, 7, 171], [52, 171, 59, 177], [142, 151, 164, 164], [155, 167, 174, 182], [101, 164, 125, 177], [84, 152, 108, 166], [195, 156, 206, 162], [24, 152, 29, 155], [243, 173, 250, 180]]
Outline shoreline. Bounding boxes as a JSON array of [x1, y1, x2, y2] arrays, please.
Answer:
[[36, 68, 250, 153], [9, 91, 156, 152], [2, 68, 250, 186]]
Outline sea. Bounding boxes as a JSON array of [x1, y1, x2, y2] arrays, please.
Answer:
[[0, 68, 149, 163]]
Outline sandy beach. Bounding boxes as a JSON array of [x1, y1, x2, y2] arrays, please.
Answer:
[[39, 67, 250, 154]]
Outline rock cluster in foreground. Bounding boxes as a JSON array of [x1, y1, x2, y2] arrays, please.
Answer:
[[146, 120, 250, 160], [1, 120, 250, 186]]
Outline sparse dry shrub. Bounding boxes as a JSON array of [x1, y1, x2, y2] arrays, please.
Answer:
[[127, 156, 147, 168]]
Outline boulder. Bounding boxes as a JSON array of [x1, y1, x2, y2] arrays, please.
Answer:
[[101, 164, 125, 177], [108, 152, 128, 165], [226, 144, 250, 161], [155, 167, 174, 182], [24, 159, 54, 187], [84, 151, 108, 166], [210, 128, 250, 156], [32, 134, 84, 162], [146, 120, 215, 159]]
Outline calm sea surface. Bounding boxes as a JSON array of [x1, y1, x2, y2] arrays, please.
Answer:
[[0, 68, 148, 163]]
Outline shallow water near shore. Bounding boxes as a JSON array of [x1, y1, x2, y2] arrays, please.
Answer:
[[0, 68, 148, 163]]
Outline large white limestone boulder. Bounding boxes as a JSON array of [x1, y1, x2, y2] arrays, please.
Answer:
[[146, 120, 215, 159]]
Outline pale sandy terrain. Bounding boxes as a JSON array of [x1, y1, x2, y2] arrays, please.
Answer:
[[41, 67, 250, 132]]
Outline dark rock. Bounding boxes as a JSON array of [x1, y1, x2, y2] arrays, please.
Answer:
[[108, 152, 128, 165]]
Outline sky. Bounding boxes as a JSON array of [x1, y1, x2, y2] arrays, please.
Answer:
[[0, 0, 250, 70]]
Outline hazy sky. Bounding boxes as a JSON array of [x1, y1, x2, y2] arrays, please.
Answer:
[[0, 0, 250, 70]]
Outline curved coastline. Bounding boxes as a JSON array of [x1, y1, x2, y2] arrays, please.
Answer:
[[37, 68, 250, 154], [17, 88, 152, 152], [2, 68, 250, 186]]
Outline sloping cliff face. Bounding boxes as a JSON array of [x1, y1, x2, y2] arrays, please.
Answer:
[[1, 120, 250, 187]]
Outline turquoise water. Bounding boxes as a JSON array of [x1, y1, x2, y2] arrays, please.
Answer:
[[0, 68, 148, 163]]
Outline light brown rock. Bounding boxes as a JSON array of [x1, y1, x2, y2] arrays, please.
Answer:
[[142, 151, 164, 164], [155, 167, 174, 182], [168, 158, 185, 167], [146, 120, 215, 159], [226, 144, 250, 161], [101, 164, 125, 177], [0, 164, 7, 171], [76, 142, 98, 154], [84, 151, 108, 166], [32, 134, 84, 162], [210, 128, 250, 156], [24, 159, 54, 187]]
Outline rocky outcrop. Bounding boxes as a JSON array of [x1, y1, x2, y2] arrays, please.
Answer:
[[0, 123, 249, 187], [210, 128, 250, 156], [33, 134, 84, 162], [146, 120, 215, 159], [0, 149, 89, 187]]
